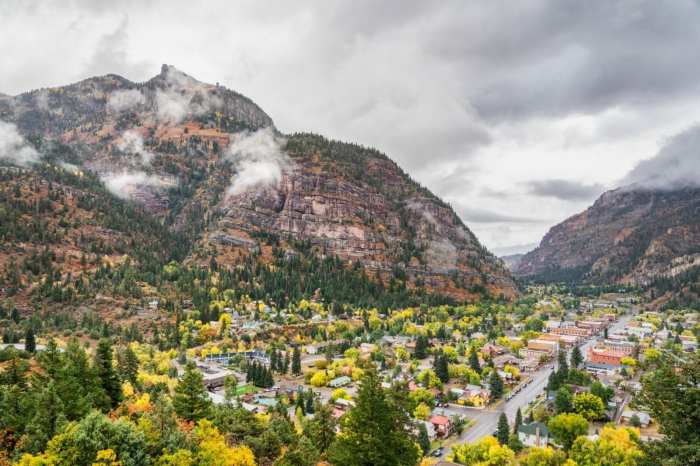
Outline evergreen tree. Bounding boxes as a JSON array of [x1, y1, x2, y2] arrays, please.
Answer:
[[117, 345, 139, 385], [283, 352, 290, 374], [25, 381, 66, 453], [570, 346, 582, 369], [417, 422, 431, 456], [270, 349, 278, 373], [469, 347, 481, 374], [24, 326, 36, 353], [292, 346, 302, 376], [514, 407, 523, 434], [173, 361, 211, 421], [328, 370, 420, 466], [558, 350, 569, 380], [305, 389, 315, 414], [94, 338, 122, 410], [414, 335, 428, 359], [489, 369, 504, 401], [434, 352, 449, 383], [497, 413, 509, 445], [303, 403, 337, 453]]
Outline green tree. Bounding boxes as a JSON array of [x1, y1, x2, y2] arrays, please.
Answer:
[[572, 392, 605, 421], [117, 345, 139, 385], [557, 350, 569, 381], [173, 361, 211, 421], [547, 413, 588, 450], [554, 386, 573, 414], [24, 327, 36, 353], [469, 347, 481, 374], [590, 381, 614, 405], [303, 403, 337, 454], [639, 352, 700, 466], [37, 410, 148, 466], [328, 370, 420, 466], [275, 435, 320, 466], [292, 346, 302, 376], [514, 407, 523, 434], [489, 369, 504, 401], [94, 338, 122, 410], [570, 346, 582, 369], [497, 413, 510, 445], [417, 423, 431, 456], [25, 381, 66, 453]]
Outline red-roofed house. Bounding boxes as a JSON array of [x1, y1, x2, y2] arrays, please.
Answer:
[[429, 415, 454, 438]]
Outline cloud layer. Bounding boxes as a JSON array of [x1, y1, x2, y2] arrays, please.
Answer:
[[0, 120, 40, 166], [622, 125, 700, 190], [224, 127, 290, 196], [102, 171, 174, 199]]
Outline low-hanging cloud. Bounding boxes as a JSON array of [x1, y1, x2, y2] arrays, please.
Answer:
[[224, 127, 290, 196], [101, 171, 174, 199], [117, 130, 154, 165], [155, 66, 223, 123], [107, 88, 145, 112], [0, 120, 40, 166], [622, 124, 700, 190], [526, 179, 605, 201]]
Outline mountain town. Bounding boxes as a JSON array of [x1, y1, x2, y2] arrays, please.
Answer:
[[1, 2, 700, 466]]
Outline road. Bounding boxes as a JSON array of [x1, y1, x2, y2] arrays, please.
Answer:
[[438, 309, 636, 458]]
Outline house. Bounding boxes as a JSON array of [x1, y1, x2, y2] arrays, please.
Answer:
[[329, 376, 352, 388], [429, 415, 453, 438], [621, 410, 651, 427], [584, 361, 618, 376], [587, 347, 627, 366], [518, 422, 550, 447]]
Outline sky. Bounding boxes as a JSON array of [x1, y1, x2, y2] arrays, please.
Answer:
[[3, 0, 700, 255]]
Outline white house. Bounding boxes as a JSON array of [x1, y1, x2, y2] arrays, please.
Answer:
[[518, 422, 550, 447]]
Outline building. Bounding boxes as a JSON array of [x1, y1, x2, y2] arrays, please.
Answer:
[[621, 410, 651, 427], [599, 339, 635, 354], [429, 415, 453, 438], [518, 422, 550, 447], [588, 347, 627, 366], [577, 320, 607, 332], [552, 326, 593, 338], [584, 361, 618, 376], [329, 376, 352, 388]]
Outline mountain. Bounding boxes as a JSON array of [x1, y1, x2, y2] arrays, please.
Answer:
[[500, 254, 524, 272], [515, 186, 700, 286], [0, 65, 516, 310]]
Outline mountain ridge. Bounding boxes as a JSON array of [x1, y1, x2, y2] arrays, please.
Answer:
[[0, 65, 517, 304]]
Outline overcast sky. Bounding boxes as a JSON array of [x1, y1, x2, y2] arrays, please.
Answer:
[[3, 0, 700, 254]]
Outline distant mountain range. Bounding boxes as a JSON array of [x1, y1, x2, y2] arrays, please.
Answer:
[[514, 186, 700, 289]]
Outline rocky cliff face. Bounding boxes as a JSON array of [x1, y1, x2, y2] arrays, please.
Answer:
[[0, 65, 516, 300], [515, 187, 700, 285]]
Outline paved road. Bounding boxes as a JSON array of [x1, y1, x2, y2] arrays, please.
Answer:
[[437, 309, 636, 458]]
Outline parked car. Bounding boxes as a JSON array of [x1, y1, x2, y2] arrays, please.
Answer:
[[430, 448, 444, 458]]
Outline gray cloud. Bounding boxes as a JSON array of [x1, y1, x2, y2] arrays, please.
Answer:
[[526, 179, 606, 201], [456, 205, 542, 224], [622, 124, 700, 190], [0, 120, 40, 166]]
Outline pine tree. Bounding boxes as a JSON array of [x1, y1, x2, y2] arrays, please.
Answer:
[[24, 326, 36, 353], [514, 407, 523, 434], [570, 346, 582, 369], [497, 413, 509, 445], [94, 338, 122, 410], [283, 352, 290, 374], [418, 422, 431, 456], [292, 346, 302, 376], [173, 361, 211, 421], [469, 347, 481, 374], [489, 369, 504, 401], [303, 403, 337, 453], [305, 389, 315, 414], [270, 349, 278, 373], [25, 381, 65, 452], [117, 345, 139, 385], [296, 392, 306, 414], [328, 370, 420, 466], [558, 350, 569, 380]]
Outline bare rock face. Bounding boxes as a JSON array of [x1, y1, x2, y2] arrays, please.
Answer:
[[0, 66, 517, 300], [516, 187, 700, 285]]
